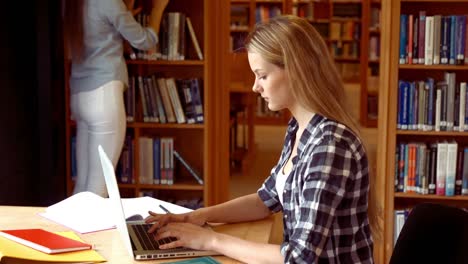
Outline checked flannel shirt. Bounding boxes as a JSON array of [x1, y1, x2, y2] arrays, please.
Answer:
[[258, 114, 373, 264]]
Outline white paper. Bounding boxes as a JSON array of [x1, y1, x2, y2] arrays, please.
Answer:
[[39, 192, 192, 234]]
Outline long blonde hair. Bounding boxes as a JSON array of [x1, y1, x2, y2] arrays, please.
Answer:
[[245, 15, 381, 238]]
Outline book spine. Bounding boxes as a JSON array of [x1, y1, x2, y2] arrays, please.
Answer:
[[441, 16, 450, 64], [445, 142, 457, 196], [455, 148, 463, 195], [435, 86, 441, 131], [176, 79, 197, 124], [174, 150, 204, 185], [138, 76, 149, 122], [449, 15, 457, 65], [186, 17, 204, 60], [157, 78, 177, 123], [413, 17, 419, 63], [153, 137, 161, 184], [190, 79, 204, 123], [395, 145, 400, 192], [460, 82, 467, 131], [418, 81, 425, 130], [433, 15, 442, 64], [408, 14, 414, 64], [408, 82, 415, 129], [456, 15, 467, 64], [445, 72, 456, 131], [424, 16, 434, 65], [398, 142, 406, 192], [418, 11, 426, 64], [426, 78, 435, 130], [462, 147, 468, 195], [424, 147, 431, 194], [428, 143, 437, 194], [146, 77, 159, 123], [166, 78, 187, 124], [167, 138, 174, 185], [436, 142, 447, 195], [151, 75, 167, 124], [399, 14, 408, 64]]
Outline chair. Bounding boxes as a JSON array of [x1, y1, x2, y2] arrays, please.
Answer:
[[390, 203, 468, 264]]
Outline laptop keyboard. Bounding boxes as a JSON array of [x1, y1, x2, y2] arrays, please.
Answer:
[[131, 224, 177, 250]]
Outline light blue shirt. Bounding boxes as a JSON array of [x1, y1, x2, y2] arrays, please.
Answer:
[[70, 0, 158, 94]]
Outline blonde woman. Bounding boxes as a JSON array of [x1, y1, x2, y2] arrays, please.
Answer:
[[146, 15, 376, 264]]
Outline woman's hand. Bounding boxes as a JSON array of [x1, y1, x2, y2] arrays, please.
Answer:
[[145, 208, 208, 233], [123, 0, 142, 16], [153, 222, 217, 251]]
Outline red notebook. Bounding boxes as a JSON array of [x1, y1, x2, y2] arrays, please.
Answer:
[[0, 228, 92, 254]]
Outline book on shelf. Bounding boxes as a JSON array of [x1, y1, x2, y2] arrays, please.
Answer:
[[174, 150, 204, 185], [138, 136, 175, 185], [139, 137, 154, 185], [176, 79, 198, 124], [397, 75, 468, 132], [116, 136, 134, 184], [394, 141, 468, 196], [0, 229, 92, 254], [151, 75, 167, 123], [157, 77, 177, 123], [186, 17, 204, 60], [463, 147, 468, 195], [166, 78, 187, 124], [399, 12, 468, 65]]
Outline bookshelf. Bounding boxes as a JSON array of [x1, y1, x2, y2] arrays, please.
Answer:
[[64, 0, 230, 207], [229, 0, 382, 127], [378, 0, 468, 263]]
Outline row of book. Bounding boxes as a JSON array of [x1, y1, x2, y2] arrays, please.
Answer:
[[128, 12, 203, 61], [138, 136, 204, 186], [330, 41, 359, 59], [394, 141, 468, 196], [397, 73, 468, 132], [399, 13, 468, 65], [124, 75, 204, 124], [255, 5, 282, 23], [70, 136, 203, 186], [330, 21, 360, 41]]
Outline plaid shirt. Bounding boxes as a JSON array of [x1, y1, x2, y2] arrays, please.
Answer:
[[258, 114, 373, 264]]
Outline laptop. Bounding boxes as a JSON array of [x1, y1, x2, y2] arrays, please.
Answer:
[[97, 145, 218, 260]]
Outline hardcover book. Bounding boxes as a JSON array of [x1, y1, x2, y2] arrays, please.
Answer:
[[0, 229, 92, 254]]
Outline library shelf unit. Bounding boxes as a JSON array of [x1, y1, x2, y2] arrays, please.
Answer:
[[377, 0, 468, 263], [64, 0, 230, 207], [229, 0, 382, 128]]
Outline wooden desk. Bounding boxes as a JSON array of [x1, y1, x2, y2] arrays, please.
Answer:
[[0, 206, 274, 264]]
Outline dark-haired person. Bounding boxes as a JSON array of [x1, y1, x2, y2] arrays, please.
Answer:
[[63, 0, 168, 197]]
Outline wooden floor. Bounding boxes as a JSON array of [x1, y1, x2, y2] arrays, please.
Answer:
[[229, 84, 378, 245]]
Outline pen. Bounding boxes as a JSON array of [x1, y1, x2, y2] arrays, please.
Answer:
[[159, 204, 171, 214]]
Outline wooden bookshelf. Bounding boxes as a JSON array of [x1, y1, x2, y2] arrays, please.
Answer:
[[360, 0, 381, 127], [64, 0, 230, 207], [377, 1, 468, 263], [229, 0, 382, 127]]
